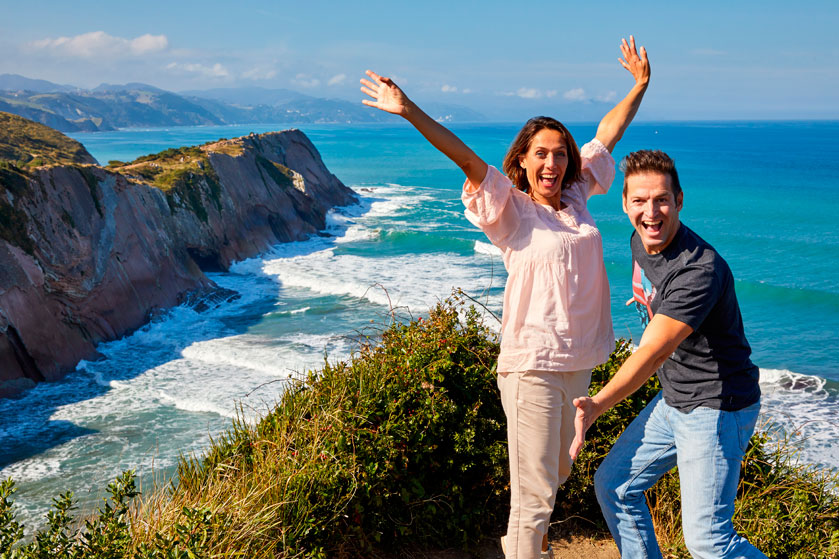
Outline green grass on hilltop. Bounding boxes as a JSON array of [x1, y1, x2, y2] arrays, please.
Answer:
[[108, 139, 243, 192], [0, 111, 94, 168], [1, 294, 837, 558]]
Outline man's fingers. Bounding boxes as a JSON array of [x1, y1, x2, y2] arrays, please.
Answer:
[[570, 434, 584, 461]]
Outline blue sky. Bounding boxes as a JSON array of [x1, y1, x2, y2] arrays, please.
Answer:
[[1, 0, 837, 120]]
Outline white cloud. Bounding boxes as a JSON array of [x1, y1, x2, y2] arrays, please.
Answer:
[[166, 62, 229, 79], [130, 34, 168, 55], [513, 87, 557, 99], [28, 31, 168, 58], [596, 91, 617, 103], [462, 88, 472, 94], [441, 84, 457, 93], [242, 67, 278, 80], [293, 73, 320, 88], [563, 88, 587, 101], [328, 73, 347, 86]]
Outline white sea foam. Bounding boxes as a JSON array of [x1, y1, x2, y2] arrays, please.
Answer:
[[758, 368, 839, 470], [180, 335, 292, 378], [1, 457, 63, 484], [261, 250, 497, 312], [474, 240, 503, 257], [157, 391, 238, 419]]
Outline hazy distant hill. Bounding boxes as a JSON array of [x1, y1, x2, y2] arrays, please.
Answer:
[[0, 73, 76, 93], [0, 75, 487, 132], [179, 86, 313, 107]]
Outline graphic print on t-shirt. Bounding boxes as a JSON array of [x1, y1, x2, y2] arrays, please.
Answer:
[[631, 260, 655, 328]]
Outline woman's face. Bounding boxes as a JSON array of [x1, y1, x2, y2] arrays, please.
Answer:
[[518, 128, 568, 207]]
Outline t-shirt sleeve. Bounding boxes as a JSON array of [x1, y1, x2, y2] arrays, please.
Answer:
[[577, 138, 616, 199], [462, 165, 520, 248], [655, 265, 722, 331]]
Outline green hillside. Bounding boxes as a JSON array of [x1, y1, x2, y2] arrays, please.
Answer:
[[0, 111, 96, 168]]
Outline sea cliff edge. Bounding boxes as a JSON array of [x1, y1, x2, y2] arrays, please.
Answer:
[[0, 113, 357, 397]]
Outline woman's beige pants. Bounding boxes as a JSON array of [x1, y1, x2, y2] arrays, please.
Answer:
[[497, 369, 592, 559]]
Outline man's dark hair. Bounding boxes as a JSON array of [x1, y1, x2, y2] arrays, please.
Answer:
[[620, 149, 681, 198]]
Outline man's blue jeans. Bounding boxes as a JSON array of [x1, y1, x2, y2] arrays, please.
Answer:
[[594, 393, 767, 559]]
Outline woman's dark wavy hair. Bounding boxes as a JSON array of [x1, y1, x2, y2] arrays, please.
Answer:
[[502, 116, 582, 194]]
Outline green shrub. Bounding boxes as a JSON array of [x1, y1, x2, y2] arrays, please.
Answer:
[[0, 295, 836, 558], [555, 339, 658, 522], [646, 432, 839, 558], [169, 293, 508, 557]]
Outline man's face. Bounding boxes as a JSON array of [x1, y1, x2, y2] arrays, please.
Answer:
[[623, 172, 683, 254]]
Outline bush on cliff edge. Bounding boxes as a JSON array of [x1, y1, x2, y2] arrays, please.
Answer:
[[0, 294, 837, 558]]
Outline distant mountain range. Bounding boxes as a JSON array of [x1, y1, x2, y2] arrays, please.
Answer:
[[0, 74, 486, 132]]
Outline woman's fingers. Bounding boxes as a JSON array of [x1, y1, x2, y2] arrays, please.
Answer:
[[365, 69, 383, 83], [360, 78, 378, 90]]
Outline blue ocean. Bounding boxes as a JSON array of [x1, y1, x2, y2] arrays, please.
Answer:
[[1, 121, 837, 527]]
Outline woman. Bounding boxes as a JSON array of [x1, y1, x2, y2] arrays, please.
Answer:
[[361, 36, 650, 559]]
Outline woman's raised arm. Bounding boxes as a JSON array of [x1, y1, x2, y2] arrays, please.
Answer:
[[594, 36, 651, 153], [361, 70, 488, 186]]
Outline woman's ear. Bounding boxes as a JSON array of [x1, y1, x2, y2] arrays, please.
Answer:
[[518, 156, 526, 169]]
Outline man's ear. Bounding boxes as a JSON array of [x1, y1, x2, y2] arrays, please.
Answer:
[[676, 192, 684, 211]]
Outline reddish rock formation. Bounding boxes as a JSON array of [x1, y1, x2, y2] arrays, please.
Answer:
[[0, 124, 356, 397]]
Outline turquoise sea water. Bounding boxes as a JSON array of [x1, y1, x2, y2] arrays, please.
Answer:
[[1, 120, 837, 527]]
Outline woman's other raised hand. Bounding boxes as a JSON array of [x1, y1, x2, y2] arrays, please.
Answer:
[[361, 70, 413, 117], [619, 35, 650, 87]]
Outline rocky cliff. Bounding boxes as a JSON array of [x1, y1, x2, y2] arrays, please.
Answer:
[[0, 113, 357, 397]]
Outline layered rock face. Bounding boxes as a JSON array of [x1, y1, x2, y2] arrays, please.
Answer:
[[0, 121, 356, 397]]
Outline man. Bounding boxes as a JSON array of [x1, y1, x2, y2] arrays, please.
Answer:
[[569, 150, 767, 559]]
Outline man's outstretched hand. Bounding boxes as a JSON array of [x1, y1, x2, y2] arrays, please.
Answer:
[[569, 396, 600, 461]]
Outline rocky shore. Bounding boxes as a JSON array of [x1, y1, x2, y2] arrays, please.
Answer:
[[0, 113, 356, 397]]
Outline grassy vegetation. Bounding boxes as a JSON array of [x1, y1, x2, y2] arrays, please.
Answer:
[[0, 111, 94, 168], [105, 139, 244, 224], [109, 140, 243, 193], [0, 294, 837, 558]]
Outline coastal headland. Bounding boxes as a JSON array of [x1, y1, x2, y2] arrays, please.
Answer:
[[0, 112, 357, 397]]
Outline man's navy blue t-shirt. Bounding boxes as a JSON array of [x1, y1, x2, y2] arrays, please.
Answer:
[[630, 224, 760, 412]]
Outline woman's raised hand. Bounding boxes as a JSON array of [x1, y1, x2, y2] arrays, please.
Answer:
[[361, 70, 412, 117], [619, 35, 650, 87]]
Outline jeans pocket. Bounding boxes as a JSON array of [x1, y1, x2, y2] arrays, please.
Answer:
[[733, 403, 760, 454]]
